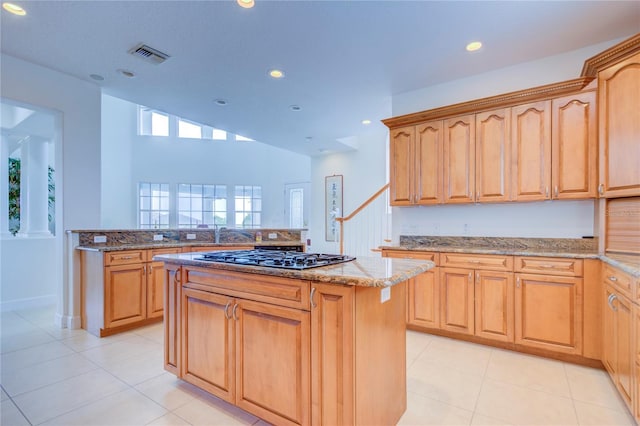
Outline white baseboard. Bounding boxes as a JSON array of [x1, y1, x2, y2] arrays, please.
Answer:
[[0, 294, 57, 312]]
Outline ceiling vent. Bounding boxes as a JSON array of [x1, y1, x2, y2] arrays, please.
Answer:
[[128, 43, 170, 65]]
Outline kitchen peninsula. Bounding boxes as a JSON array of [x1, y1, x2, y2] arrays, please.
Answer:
[[155, 251, 434, 426]]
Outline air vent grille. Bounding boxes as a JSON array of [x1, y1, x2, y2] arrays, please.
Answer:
[[128, 44, 170, 64]]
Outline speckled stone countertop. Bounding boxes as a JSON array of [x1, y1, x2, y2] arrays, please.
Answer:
[[76, 241, 304, 252], [381, 236, 640, 278], [154, 253, 435, 287]]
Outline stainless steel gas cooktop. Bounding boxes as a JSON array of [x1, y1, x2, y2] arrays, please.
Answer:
[[196, 249, 355, 270]]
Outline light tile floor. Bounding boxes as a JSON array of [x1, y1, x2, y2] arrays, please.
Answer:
[[1, 306, 635, 426]]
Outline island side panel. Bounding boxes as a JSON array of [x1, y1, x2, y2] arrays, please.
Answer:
[[80, 250, 105, 336], [354, 281, 407, 426]]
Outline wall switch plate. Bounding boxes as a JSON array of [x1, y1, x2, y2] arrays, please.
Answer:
[[268, 233, 277, 239], [380, 287, 391, 303], [186, 233, 196, 240], [93, 235, 107, 243], [153, 234, 164, 241]]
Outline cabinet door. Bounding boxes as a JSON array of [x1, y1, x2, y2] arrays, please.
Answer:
[[511, 101, 551, 201], [408, 269, 440, 329], [311, 283, 355, 426], [598, 51, 640, 197], [634, 304, 640, 423], [476, 108, 511, 203], [104, 263, 147, 328], [147, 261, 165, 319], [474, 271, 514, 343], [443, 115, 475, 204], [390, 126, 415, 205], [164, 265, 181, 375], [612, 291, 634, 411], [440, 268, 474, 335], [515, 273, 582, 354], [235, 299, 311, 426], [415, 121, 443, 205], [181, 288, 235, 402], [603, 284, 618, 376], [551, 91, 597, 199]]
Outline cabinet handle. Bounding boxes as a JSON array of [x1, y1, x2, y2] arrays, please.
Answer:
[[121, 256, 133, 260], [174, 270, 181, 285], [232, 304, 239, 321], [224, 301, 232, 320], [539, 264, 555, 269], [608, 294, 618, 312], [554, 186, 559, 198], [476, 273, 480, 282], [143, 265, 146, 274], [468, 272, 472, 280], [545, 187, 549, 198], [609, 276, 618, 282], [149, 265, 153, 273], [598, 184, 604, 195], [310, 287, 317, 308], [516, 277, 521, 288], [468, 260, 481, 264]]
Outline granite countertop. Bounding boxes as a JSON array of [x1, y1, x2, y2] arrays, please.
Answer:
[[154, 253, 435, 288], [380, 244, 600, 259], [76, 241, 304, 252]]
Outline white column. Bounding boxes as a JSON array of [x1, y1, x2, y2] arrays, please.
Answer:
[[18, 136, 52, 237], [0, 135, 11, 238]]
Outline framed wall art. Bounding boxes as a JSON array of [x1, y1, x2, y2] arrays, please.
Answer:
[[325, 175, 343, 242]]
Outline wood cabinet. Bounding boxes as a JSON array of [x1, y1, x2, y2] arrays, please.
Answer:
[[514, 257, 583, 355], [439, 268, 475, 335], [476, 108, 511, 203], [164, 264, 181, 375], [389, 122, 443, 205], [511, 101, 552, 201], [551, 91, 597, 199], [598, 51, 640, 198], [474, 270, 515, 343], [82, 248, 180, 336], [181, 284, 311, 426], [443, 115, 475, 203], [634, 305, 640, 424], [382, 250, 439, 328]]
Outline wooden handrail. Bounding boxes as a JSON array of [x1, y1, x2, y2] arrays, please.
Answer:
[[335, 183, 390, 255]]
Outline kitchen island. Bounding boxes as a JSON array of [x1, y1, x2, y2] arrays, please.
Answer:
[[155, 252, 434, 426]]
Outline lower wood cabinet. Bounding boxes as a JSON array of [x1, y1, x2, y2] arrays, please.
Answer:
[[440, 268, 475, 335], [634, 304, 640, 424], [408, 267, 440, 329], [514, 273, 583, 354], [181, 286, 311, 426], [164, 264, 181, 375], [474, 270, 514, 343], [104, 263, 147, 328]]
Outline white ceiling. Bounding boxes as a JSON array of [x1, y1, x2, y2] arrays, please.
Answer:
[[1, 1, 639, 156]]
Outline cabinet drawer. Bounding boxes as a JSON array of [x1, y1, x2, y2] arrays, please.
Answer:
[[148, 248, 181, 261], [440, 253, 512, 271], [514, 257, 583, 277], [383, 250, 438, 264], [183, 267, 310, 311], [603, 264, 636, 300], [104, 250, 146, 266]]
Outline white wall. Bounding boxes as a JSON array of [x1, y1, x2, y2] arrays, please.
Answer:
[[101, 95, 135, 228], [101, 95, 311, 229], [0, 53, 101, 323], [309, 124, 390, 254]]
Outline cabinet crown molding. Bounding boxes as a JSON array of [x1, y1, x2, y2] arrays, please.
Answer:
[[581, 32, 640, 78]]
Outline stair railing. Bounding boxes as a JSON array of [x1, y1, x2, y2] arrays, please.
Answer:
[[335, 183, 390, 255]]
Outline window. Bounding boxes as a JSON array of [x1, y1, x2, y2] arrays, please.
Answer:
[[234, 185, 261, 228], [212, 128, 227, 140], [178, 184, 227, 228], [178, 119, 202, 139], [235, 134, 254, 142], [139, 183, 170, 228], [289, 188, 304, 228], [139, 107, 169, 136]]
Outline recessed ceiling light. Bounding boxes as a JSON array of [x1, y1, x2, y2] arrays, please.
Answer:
[[269, 69, 284, 79], [237, 0, 255, 8], [361, 119, 371, 125], [290, 105, 301, 111], [89, 74, 104, 81], [214, 99, 228, 106], [2, 2, 26, 16], [117, 69, 135, 78], [466, 41, 482, 52]]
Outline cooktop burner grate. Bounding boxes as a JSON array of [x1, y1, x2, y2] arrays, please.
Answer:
[[196, 249, 355, 270]]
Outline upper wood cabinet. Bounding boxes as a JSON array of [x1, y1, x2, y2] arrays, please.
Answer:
[[598, 51, 640, 198], [476, 108, 511, 203], [551, 91, 597, 199], [443, 115, 475, 204], [389, 126, 414, 205], [511, 101, 552, 201], [389, 122, 443, 206]]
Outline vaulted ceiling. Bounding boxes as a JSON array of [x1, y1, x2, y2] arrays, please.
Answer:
[[2, 1, 638, 156]]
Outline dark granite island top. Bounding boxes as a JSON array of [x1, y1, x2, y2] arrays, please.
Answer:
[[154, 252, 435, 287]]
